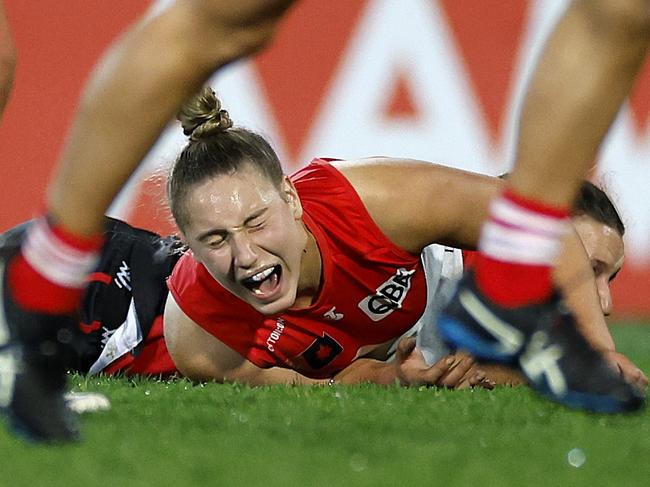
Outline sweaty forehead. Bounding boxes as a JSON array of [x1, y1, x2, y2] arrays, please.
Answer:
[[573, 215, 624, 266], [185, 168, 280, 225]]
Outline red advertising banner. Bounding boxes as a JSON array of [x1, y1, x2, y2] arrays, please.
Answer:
[[1, 0, 650, 318]]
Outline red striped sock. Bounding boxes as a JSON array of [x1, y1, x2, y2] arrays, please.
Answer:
[[7, 216, 104, 314], [475, 189, 570, 307]]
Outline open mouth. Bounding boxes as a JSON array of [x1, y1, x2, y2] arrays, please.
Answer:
[[241, 265, 283, 298]]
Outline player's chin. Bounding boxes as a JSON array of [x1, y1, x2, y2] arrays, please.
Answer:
[[251, 289, 296, 315]]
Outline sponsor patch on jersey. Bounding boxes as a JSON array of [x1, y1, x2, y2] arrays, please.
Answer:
[[358, 268, 415, 322], [266, 318, 286, 352], [301, 333, 343, 369]]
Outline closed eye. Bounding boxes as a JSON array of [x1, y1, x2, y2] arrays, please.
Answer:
[[247, 218, 265, 228], [209, 241, 225, 250], [206, 236, 226, 249], [244, 208, 268, 230], [246, 213, 268, 230]]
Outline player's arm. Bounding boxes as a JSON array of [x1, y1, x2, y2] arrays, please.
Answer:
[[337, 339, 491, 388], [555, 227, 615, 350], [163, 293, 322, 385], [557, 230, 647, 388], [336, 160, 622, 353], [162, 293, 398, 385], [163, 294, 390, 385], [0, 0, 16, 120], [334, 158, 498, 253], [163, 295, 485, 387]]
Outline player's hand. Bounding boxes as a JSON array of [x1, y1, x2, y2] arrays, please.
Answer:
[[435, 352, 495, 390], [475, 363, 525, 387], [603, 350, 648, 391], [394, 337, 492, 389]]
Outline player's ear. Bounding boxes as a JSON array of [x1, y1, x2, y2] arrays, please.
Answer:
[[281, 176, 302, 219]]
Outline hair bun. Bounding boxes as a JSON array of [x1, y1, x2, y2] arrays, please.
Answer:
[[178, 86, 233, 141]]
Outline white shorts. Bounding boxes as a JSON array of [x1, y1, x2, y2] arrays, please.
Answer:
[[387, 244, 464, 364]]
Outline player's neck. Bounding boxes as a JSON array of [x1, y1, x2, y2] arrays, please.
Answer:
[[294, 228, 322, 308]]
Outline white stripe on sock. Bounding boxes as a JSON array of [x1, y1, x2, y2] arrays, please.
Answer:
[[479, 197, 569, 266], [22, 218, 100, 288], [492, 198, 568, 236]]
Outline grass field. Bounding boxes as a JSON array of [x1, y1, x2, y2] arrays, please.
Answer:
[[1, 324, 649, 487]]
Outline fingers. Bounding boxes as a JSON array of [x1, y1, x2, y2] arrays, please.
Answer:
[[453, 366, 492, 390], [623, 365, 649, 391], [457, 373, 495, 390], [395, 336, 417, 362], [430, 354, 496, 389], [437, 354, 475, 387], [604, 351, 649, 391], [404, 352, 497, 389], [414, 355, 456, 386], [635, 370, 649, 389]]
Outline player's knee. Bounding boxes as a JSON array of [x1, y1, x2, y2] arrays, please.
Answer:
[[176, 3, 280, 68], [583, 0, 650, 35]]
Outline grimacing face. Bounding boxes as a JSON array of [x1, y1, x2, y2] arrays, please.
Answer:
[[572, 214, 624, 316], [182, 163, 308, 315]]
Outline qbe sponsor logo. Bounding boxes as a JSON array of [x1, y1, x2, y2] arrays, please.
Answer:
[[358, 268, 415, 322]]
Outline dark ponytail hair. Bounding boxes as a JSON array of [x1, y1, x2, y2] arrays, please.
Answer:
[[498, 173, 625, 236], [573, 180, 625, 236], [168, 86, 283, 231]]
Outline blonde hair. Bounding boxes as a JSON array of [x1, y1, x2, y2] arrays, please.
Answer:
[[168, 87, 283, 231], [178, 87, 233, 141]]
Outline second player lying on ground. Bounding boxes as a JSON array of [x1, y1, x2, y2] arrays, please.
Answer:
[[36, 88, 645, 390]]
